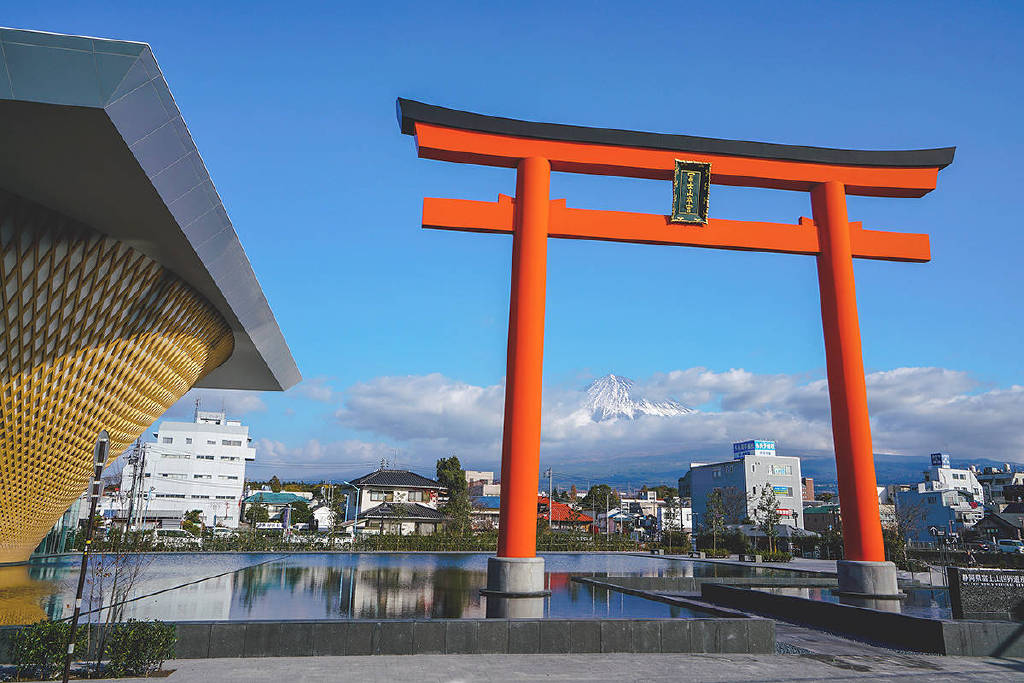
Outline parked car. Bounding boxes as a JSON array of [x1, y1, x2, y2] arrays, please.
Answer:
[[995, 539, 1024, 554]]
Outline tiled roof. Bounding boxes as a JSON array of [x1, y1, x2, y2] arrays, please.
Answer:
[[243, 492, 307, 505], [349, 469, 443, 489], [359, 502, 447, 520], [539, 497, 593, 524]]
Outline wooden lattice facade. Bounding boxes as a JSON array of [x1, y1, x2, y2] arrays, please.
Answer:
[[0, 190, 234, 563]]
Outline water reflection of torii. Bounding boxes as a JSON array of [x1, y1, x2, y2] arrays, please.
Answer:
[[397, 98, 954, 608]]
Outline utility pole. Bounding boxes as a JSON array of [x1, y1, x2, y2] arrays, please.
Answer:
[[63, 431, 109, 683], [605, 493, 610, 541], [123, 439, 142, 533], [545, 468, 553, 526]]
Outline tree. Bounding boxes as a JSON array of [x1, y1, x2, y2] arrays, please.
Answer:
[[268, 475, 282, 493], [579, 485, 619, 512], [750, 486, 782, 552], [719, 486, 748, 524], [662, 494, 680, 532], [329, 491, 349, 535], [703, 490, 726, 552], [289, 501, 312, 525], [182, 509, 203, 537], [819, 491, 834, 503], [436, 456, 472, 536], [245, 503, 269, 525], [888, 497, 928, 569]]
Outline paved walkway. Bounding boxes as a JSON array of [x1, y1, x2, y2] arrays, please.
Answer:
[[79, 653, 1024, 682]]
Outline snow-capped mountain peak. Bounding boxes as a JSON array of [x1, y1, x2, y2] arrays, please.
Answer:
[[584, 374, 694, 421]]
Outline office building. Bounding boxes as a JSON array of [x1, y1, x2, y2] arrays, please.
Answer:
[[121, 410, 255, 528], [690, 439, 805, 531]]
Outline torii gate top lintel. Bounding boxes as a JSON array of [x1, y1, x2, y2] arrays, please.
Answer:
[[399, 97, 954, 595], [398, 98, 955, 197]]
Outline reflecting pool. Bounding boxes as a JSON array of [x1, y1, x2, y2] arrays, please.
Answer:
[[751, 584, 952, 619], [2, 552, 774, 624]]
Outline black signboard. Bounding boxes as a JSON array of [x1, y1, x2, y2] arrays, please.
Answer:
[[671, 160, 711, 225], [947, 566, 1024, 621]]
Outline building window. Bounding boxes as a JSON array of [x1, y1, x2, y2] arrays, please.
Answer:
[[220, 456, 239, 461], [369, 490, 394, 502], [221, 440, 242, 447], [218, 475, 239, 480], [159, 473, 186, 479], [197, 455, 214, 460], [161, 437, 173, 444], [712, 469, 722, 479], [185, 438, 193, 445], [215, 495, 235, 500], [928, 495, 938, 504], [161, 454, 189, 459], [155, 493, 186, 499], [193, 474, 212, 479], [770, 465, 792, 476], [207, 440, 216, 445], [190, 495, 210, 499], [408, 490, 428, 502]]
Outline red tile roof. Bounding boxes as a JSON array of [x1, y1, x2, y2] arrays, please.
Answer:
[[538, 496, 593, 524]]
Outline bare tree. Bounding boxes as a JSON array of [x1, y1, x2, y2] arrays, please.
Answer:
[[719, 486, 748, 524], [749, 486, 782, 552]]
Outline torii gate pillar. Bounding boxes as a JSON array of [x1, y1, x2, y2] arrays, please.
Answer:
[[486, 157, 551, 617]]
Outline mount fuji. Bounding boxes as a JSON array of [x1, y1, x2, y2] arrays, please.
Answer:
[[583, 374, 695, 421]]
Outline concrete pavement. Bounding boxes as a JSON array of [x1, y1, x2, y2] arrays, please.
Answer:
[[77, 653, 1024, 682]]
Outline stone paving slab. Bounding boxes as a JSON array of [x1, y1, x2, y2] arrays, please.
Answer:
[[42, 653, 1024, 682]]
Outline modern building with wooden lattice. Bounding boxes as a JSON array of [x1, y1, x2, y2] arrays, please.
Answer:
[[0, 28, 300, 563]]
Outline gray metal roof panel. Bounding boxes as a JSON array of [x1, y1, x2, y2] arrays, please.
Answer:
[[0, 27, 299, 390], [349, 469, 444, 489]]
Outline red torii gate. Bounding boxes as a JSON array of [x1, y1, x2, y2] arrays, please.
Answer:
[[398, 99, 953, 607]]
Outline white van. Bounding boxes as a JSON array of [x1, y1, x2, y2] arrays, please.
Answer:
[[995, 539, 1024, 554]]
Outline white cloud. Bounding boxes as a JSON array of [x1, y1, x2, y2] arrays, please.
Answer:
[[331, 367, 1024, 465], [249, 438, 396, 478], [289, 376, 339, 403]]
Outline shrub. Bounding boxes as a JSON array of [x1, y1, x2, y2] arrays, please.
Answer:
[[760, 551, 793, 563], [104, 620, 176, 678], [703, 548, 731, 558], [10, 619, 88, 681]]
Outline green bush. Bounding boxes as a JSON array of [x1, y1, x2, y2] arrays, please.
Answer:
[[703, 548, 731, 558], [104, 620, 176, 678], [10, 619, 88, 681], [760, 551, 793, 563]]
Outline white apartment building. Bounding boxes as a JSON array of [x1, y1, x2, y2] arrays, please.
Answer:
[[920, 453, 984, 504], [120, 409, 255, 528]]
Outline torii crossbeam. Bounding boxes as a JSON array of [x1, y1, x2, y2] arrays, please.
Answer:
[[398, 98, 954, 613]]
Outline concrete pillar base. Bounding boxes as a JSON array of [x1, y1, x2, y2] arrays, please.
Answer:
[[481, 556, 548, 618], [836, 560, 902, 599]]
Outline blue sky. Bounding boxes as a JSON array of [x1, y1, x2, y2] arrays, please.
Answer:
[[8, 2, 1023, 478]]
